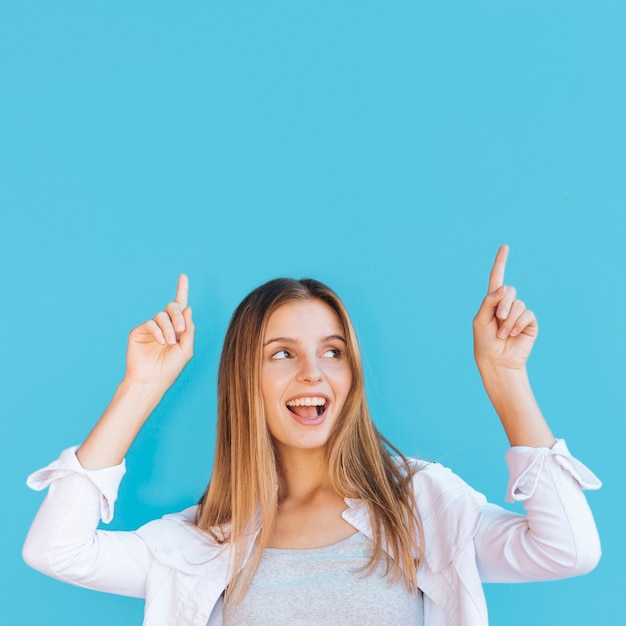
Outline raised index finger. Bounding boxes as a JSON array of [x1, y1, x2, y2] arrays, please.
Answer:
[[487, 245, 509, 293], [175, 274, 189, 308]]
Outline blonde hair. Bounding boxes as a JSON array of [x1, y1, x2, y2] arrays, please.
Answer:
[[195, 278, 424, 601]]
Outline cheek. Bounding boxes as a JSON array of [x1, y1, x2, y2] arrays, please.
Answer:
[[336, 364, 353, 394], [328, 368, 353, 411], [260, 386, 279, 436], [260, 379, 273, 414], [261, 368, 286, 409], [341, 370, 354, 408]]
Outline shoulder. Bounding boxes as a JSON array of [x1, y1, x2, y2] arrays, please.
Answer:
[[135, 505, 227, 568], [135, 505, 202, 545], [402, 458, 488, 571], [396, 457, 487, 506]]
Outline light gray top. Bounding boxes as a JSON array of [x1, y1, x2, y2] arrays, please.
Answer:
[[222, 532, 423, 625]]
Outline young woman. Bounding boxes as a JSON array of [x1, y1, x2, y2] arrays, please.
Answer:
[[23, 246, 601, 625]]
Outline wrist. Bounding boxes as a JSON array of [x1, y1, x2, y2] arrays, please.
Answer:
[[77, 379, 164, 470], [109, 378, 166, 429], [476, 364, 555, 448], [476, 363, 531, 410], [477, 360, 528, 382], [118, 377, 168, 405]]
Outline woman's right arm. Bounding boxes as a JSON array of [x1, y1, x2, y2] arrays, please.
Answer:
[[77, 274, 195, 469], [23, 275, 195, 594]]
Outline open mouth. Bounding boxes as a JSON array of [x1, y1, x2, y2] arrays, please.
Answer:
[[286, 396, 327, 419]]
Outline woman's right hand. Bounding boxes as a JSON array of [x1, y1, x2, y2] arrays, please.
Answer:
[[124, 274, 195, 392]]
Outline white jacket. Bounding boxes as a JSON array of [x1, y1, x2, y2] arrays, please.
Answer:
[[23, 440, 601, 626]]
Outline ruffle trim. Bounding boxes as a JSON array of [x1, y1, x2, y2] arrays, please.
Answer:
[[505, 439, 601, 503], [26, 446, 126, 523]]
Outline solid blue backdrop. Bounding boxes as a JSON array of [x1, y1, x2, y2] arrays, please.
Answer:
[[1, 1, 623, 624]]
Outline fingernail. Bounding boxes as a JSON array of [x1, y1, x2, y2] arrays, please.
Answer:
[[497, 309, 508, 319], [498, 327, 509, 339]]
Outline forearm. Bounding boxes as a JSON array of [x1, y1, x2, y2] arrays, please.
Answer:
[[477, 364, 555, 448], [76, 379, 165, 470]]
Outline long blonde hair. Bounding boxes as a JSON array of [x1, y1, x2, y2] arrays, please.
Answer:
[[196, 278, 424, 600]]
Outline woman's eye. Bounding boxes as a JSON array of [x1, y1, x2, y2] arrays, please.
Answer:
[[322, 349, 342, 358], [272, 349, 291, 360]]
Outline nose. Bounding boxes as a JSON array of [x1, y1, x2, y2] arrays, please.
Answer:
[[297, 354, 324, 383]]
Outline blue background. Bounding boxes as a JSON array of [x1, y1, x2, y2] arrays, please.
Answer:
[[1, 1, 624, 624]]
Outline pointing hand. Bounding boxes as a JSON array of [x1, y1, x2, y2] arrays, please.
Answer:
[[124, 275, 195, 390], [473, 246, 538, 372]]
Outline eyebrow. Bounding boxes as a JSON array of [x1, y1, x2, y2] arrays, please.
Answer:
[[263, 334, 347, 347]]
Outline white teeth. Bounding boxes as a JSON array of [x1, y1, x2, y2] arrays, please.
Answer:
[[286, 396, 327, 407]]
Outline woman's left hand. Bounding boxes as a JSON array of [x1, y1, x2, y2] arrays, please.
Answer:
[[473, 245, 538, 372]]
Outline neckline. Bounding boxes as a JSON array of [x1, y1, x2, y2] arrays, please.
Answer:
[[263, 531, 362, 553]]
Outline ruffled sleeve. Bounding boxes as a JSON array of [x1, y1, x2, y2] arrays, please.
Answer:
[[475, 438, 601, 583], [505, 438, 601, 503], [26, 446, 126, 523], [23, 448, 153, 599]]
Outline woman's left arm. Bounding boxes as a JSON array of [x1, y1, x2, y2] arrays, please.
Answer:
[[471, 246, 601, 581], [473, 245, 555, 448]]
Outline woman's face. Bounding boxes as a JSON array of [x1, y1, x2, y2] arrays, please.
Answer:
[[261, 298, 353, 455]]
